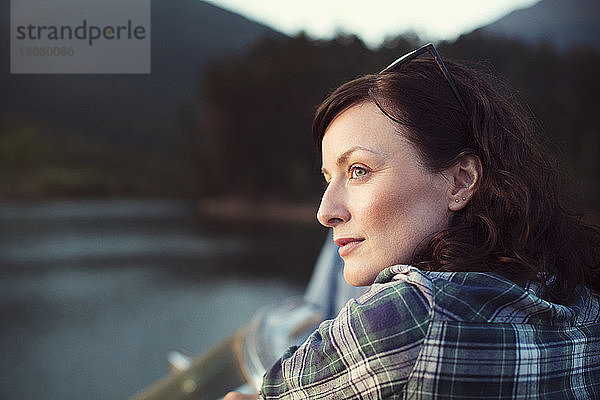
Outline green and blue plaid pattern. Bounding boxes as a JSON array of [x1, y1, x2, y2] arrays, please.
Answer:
[[260, 265, 600, 399]]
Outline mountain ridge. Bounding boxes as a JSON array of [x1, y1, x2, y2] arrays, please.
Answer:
[[474, 0, 600, 51], [0, 0, 285, 153]]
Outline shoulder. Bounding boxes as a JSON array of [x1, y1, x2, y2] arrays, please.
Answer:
[[261, 267, 433, 399], [325, 267, 433, 347], [375, 264, 600, 325], [372, 265, 527, 323]]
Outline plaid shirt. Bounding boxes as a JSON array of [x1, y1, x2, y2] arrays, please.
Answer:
[[259, 265, 600, 399]]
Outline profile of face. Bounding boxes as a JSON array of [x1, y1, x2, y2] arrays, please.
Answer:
[[317, 102, 477, 286]]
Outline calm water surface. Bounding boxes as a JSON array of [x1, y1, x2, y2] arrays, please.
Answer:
[[0, 200, 312, 400]]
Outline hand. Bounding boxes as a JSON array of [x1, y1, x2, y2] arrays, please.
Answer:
[[223, 391, 258, 400]]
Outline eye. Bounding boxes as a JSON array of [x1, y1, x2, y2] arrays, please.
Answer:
[[349, 164, 369, 180]]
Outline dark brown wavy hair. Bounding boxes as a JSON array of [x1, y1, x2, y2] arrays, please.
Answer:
[[313, 58, 600, 303]]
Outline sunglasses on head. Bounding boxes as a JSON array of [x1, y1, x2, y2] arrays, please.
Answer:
[[380, 43, 468, 113]]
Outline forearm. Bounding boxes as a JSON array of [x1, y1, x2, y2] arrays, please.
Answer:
[[223, 392, 258, 400]]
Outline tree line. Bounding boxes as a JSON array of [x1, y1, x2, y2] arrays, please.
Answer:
[[194, 32, 600, 214]]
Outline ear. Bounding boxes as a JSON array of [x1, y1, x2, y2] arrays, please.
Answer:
[[445, 155, 482, 211]]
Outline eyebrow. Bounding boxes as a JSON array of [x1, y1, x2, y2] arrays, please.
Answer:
[[321, 146, 379, 175]]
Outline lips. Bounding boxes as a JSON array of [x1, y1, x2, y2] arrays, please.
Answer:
[[334, 237, 364, 257]]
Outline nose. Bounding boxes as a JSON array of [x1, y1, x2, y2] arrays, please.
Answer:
[[316, 182, 350, 227]]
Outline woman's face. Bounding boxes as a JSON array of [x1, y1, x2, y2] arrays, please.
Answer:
[[317, 102, 454, 286]]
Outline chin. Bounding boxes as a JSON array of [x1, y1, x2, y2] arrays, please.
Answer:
[[343, 261, 378, 287]]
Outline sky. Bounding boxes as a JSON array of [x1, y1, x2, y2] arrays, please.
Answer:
[[204, 0, 540, 48]]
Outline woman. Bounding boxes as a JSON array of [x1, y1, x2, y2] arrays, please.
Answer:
[[226, 43, 600, 399]]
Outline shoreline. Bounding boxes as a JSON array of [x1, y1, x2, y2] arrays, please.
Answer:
[[197, 198, 319, 225]]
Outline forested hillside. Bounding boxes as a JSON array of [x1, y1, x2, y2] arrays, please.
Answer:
[[197, 32, 600, 214], [0, 0, 282, 197], [1, 0, 598, 216]]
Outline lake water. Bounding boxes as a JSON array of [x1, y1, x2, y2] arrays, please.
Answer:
[[0, 199, 322, 400]]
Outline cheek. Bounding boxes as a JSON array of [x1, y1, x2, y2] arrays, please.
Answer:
[[361, 171, 424, 223], [367, 192, 407, 223], [360, 183, 413, 237], [362, 178, 449, 254]]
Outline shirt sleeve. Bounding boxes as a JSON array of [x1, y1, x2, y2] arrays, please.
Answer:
[[259, 281, 432, 399]]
